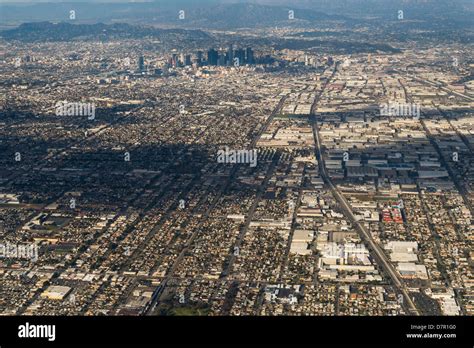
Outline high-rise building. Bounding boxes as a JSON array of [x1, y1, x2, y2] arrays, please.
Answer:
[[235, 48, 245, 65], [185, 55, 192, 66], [138, 55, 145, 72], [227, 44, 234, 65], [207, 48, 218, 66], [246, 47, 254, 65], [172, 53, 179, 68], [196, 51, 203, 66], [218, 52, 226, 66]]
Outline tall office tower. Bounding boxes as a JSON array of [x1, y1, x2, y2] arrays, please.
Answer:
[[227, 44, 234, 65], [185, 54, 192, 66], [172, 53, 179, 67], [218, 52, 226, 66], [246, 47, 254, 65], [207, 48, 218, 66], [196, 51, 203, 66], [138, 55, 145, 72], [235, 48, 245, 65], [179, 53, 186, 67]]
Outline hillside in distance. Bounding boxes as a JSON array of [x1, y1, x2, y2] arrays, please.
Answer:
[[183, 3, 350, 29], [0, 21, 213, 43], [0, 2, 351, 29]]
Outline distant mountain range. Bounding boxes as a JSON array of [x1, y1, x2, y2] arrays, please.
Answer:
[[0, 21, 212, 43], [183, 3, 349, 28], [0, 2, 351, 29], [0, 21, 403, 55], [0, 0, 471, 31]]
